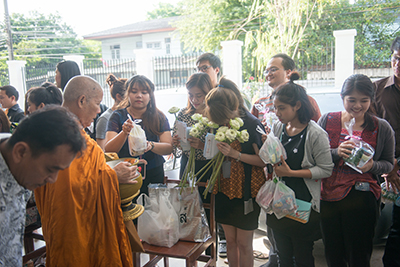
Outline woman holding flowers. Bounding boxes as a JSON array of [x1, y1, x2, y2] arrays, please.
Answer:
[[318, 74, 394, 266], [172, 72, 214, 180], [105, 75, 173, 195], [267, 72, 333, 267], [205, 77, 266, 267]]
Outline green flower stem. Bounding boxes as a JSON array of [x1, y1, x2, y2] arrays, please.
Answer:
[[203, 152, 224, 199]]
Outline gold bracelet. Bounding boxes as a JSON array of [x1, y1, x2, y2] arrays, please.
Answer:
[[150, 141, 155, 151]]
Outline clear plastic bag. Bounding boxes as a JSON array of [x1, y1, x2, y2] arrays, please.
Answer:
[[259, 132, 287, 164], [271, 180, 297, 219], [256, 177, 277, 214], [137, 192, 180, 248], [381, 181, 400, 205], [343, 118, 375, 173], [128, 122, 147, 156]]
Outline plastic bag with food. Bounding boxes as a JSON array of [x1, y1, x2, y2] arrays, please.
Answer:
[[128, 122, 147, 156]]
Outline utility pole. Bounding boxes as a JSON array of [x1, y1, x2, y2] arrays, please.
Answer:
[[3, 0, 14, 60]]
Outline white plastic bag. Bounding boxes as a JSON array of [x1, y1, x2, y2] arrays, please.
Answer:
[[128, 122, 147, 156], [271, 180, 297, 219], [259, 132, 287, 164], [137, 192, 179, 247], [149, 186, 211, 242], [256, 178, 277, 214]]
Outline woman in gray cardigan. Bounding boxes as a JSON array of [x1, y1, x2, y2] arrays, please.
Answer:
[[318, 74, 394, 267], [266, 72, 333, 267]]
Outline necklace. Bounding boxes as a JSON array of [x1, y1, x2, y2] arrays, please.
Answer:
[[280, 126, 307, 155]]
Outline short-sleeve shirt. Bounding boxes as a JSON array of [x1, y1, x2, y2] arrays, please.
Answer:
[[96, 108, 113, 140], [0, 150, 31, 267], [107, 108, 171, 170]]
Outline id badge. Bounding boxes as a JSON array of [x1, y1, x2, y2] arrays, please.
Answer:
[[355, 182, 370, 192], [222, 161, 231, 178]]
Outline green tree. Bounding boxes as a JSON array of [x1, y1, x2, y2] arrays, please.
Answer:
[[230, 0, 322, 78], [147, 2, 184, 20], [0, 11, 101, 85], [301, 0, 400, 69]]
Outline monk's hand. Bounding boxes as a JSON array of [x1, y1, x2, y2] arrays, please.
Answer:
[[122, 119, 134, 136], [113, 162, 140, 184]]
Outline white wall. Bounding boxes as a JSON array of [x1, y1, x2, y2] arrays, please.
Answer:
[[100, 30, 181, 60], [101, 36, 142, 60]]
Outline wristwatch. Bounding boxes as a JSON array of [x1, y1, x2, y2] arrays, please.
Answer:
[[397, 157, 400, 168]]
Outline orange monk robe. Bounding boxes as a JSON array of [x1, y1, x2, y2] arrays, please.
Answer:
[[35, 132, 133, 267]]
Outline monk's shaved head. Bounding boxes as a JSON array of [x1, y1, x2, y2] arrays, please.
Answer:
[[62, 75, 103, 128], [63, 75, 102, 104]]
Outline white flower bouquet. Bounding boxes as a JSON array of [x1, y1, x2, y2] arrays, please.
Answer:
[[195, 117, 249, 198]]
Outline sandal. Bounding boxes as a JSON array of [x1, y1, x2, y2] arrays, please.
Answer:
[[253, 250, 269, 259]]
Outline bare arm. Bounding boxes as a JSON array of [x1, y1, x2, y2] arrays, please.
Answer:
[[105, 119, 133, 153], [96, 138, 106, 151], [146, 131, 173, 155]]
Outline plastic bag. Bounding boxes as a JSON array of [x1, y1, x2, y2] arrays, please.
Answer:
[[381, 181, 400, 206], [263, 112, 278, 129], [256, 178, 277, 214], [271, 180, 297, 219], [148, 186, 211, 242], [137, 192, 179, 247], [259, 132, 287, 164], [343, 118, 375, 173], [128, 122, 147, 156]]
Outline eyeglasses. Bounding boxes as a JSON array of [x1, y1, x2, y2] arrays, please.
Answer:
[[196, 65, 213, 72], [392, 55, 400, 64], [263, 67, 280, 76]]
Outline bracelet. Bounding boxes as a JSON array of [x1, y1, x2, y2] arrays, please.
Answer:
[[236, 152, 241, 162], [150, 141, 155, 151]]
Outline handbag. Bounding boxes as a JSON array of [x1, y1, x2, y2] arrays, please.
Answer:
[[285, 198, 312, 224]]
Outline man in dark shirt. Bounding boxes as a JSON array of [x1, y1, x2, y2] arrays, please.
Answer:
[[373, 36, 400, 266], [0, 85, 24, 123]]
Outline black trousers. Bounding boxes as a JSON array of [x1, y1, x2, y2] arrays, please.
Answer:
[[273, 229, 315, 267], [383, 204, 400, 267], [320, 187, 379, 267]]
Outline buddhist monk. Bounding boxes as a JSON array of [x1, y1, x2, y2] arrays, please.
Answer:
[[35, 76, 139, 267]]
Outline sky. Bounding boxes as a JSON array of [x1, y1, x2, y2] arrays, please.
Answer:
[[0, 0, 181, 37]]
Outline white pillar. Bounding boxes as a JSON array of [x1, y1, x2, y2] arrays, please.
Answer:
[[6, 60, 27, 108], [134, 49, 155, 82], [63, 55, 85, 74], [333, 29, 357, 88], [221, 40, 243, 90]]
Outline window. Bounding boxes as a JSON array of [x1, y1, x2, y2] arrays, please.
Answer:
[[166, 43, 171, 54], [136, 41, 142, 49], [110, 44, 120, 59], [165, 37, 171, 43], [146, 42, 162, 50]]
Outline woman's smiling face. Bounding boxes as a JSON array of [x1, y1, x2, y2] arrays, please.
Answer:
[[342, 89, 371, 120]]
